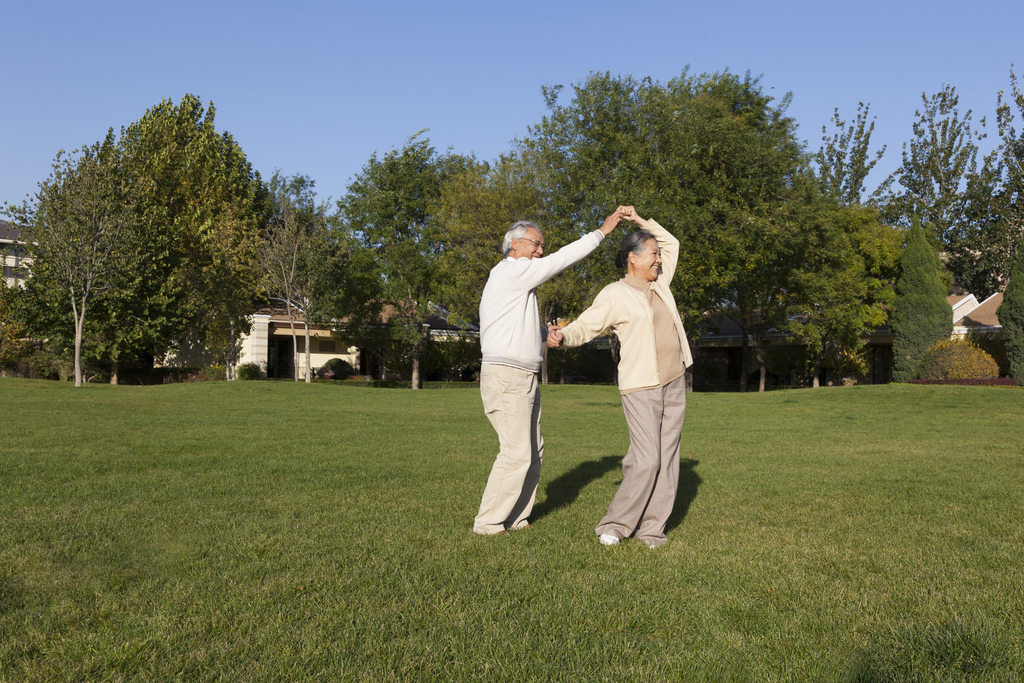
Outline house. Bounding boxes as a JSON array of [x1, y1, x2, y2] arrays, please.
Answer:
[[1, 220, 29, 288], [693, 312, 894, 387], [166, 300, 480, 381], [950, 291, 1004, 337], [692, 291, 1008, 387], [239, 303, 361, 379]]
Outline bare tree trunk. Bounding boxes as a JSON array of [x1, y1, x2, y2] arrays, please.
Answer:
[[739, 328, 749, 393], [411, 338, 421, 389], [757, 342, 767, 392], [304, 322, 312, 383], [110, 360, 118, 385], [72, 296, 86, 387], [812, 356, 821, 388], [541, 343, 549, 385], [286, 304, 299, 382], [228, 318, 237, 381], [559, 348, 566, 384]]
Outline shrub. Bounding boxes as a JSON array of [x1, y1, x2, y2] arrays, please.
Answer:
[[27, 351, 72, 381], [908, 378, 1018, 386], [966, 331, 1008, 377], [204, 365, 227, 382], [236, 362, 263, 381], [322, 358, 354, 379], [918, 338, 999, 380]]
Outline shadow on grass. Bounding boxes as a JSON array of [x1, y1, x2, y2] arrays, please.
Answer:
[[532, 455, 621, 522], [532, 456, 702, 531], [845, 620, 1019, 682], [666, 458, 702, 533], [0, 574, 24, 615]]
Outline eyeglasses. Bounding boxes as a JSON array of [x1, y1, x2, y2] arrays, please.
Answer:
[[519, 237, 544, 250]]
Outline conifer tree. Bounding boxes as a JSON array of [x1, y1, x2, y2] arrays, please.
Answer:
[[890, 215, 953, 381], [997, 246, 1024, 382]]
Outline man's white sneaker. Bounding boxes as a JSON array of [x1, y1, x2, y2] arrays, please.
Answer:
[[598, 534, 620, 546]]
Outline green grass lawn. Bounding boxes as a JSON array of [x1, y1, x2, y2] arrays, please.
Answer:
[[1, 378, 1022, 681]]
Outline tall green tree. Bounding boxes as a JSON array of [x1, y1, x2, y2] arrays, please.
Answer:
[[814, 102, 891, 205], [117, 94, 268, 370], [518, 69, 830, 391], [786, 203, 901, 386], [8, 136, 138, 386], [261, 172, 345, 383], [952, 66, 1024, 298], [339, 133, 470, 388], [882, 85, 989, 241], [433, 150, 601, 384], [997, 247, 1024, 382], [890, 216, 954, 382], [433, 153, 549, 325], [881, 84, 998, 299]]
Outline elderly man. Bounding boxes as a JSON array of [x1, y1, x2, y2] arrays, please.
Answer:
[[474, 209, 626, 536]]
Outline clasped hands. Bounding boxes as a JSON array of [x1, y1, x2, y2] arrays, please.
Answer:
[[547, 325, 564, 349], [548, 205, 642, 348], [600, 205, 640, 236]]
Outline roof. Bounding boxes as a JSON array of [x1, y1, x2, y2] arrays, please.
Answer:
[[251, 300, 476, 334], [948, 293, 978, 318], [0, 219, 22, 243], [956, 292, 1003, 328]]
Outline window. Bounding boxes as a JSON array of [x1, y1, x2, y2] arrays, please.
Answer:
[[319, 339, 337, 354]]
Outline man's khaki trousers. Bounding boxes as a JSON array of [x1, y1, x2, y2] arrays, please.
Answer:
[[474, 363, 543, 535]]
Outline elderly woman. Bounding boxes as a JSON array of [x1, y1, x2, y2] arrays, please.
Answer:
[[548, 207, 692, 548]]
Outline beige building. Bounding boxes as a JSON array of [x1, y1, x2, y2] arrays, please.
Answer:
[[2, 221, 29, 288], [238, 305, 360, 379]]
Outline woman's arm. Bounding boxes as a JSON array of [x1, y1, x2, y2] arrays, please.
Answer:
[[550, 288, 619, 349], [622, 207, 678, 282]]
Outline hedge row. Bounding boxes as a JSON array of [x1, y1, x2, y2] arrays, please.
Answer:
[[312, 379, 480, 389], [906, 378, 1019, 387]]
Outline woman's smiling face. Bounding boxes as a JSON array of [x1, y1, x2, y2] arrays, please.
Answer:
[[628, 239, 661, 282]]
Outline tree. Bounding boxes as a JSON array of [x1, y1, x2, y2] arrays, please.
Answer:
[[952, 66, 1024, 298], [9, 136, 138, 386], [339, 133, 469, 389], [814, 102, 891, 205], [434, 153, 549, 324], [433, 151, 582, 384], [0, 272, 32, 373], [260, 172, 334, 382], [517, 69, 830, 391], [667, 71, 816, 392], [786, 203, 901, 386], [882, 85, 988, 240], [997, 246, 1024, 382], [890, 216, 954, 382], [200, 200, 263, 380], [117, 94, 267, 372], [880, 85, 1000, 297]]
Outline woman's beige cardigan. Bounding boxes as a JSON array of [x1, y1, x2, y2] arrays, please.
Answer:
[[559, 219, 693, 393]]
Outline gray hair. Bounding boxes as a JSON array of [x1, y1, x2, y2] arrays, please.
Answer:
[[502, 220, 539, 256], [616, 230, 656, 270]]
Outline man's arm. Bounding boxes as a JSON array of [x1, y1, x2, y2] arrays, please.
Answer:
[[512, 208, 627, 290]]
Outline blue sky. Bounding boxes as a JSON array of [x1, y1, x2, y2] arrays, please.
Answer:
[[3, 0, 1020, 209]]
